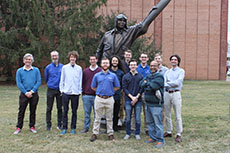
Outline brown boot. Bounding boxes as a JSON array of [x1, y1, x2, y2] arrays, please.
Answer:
[[108, 135, 115, 141], [90, 134, 97, 142]]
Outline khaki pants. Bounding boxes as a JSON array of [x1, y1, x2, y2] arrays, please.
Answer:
[[93, 96, 114, 136], [142, 94, 148, 131], [119, 91, 125, 120], [164, 91, 183, 134]]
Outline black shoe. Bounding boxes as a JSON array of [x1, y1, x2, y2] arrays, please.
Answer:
[[81, 129, 89, 133], [175, 135, 182, 143], [163, 132, 172, 137], [90, 134, 97, 142], [47, 127, 52, 131]]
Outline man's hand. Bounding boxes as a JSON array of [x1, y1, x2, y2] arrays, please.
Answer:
[[128, 94, 135, 102], [25, 91, 32, 98], [114, 87, 120, 92], [131, 98, 138, 106]]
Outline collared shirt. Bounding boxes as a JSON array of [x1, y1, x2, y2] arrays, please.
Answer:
[[16, 66, 41, 94], [137, 64, 151, 78], [164, 66, 185, 91], [158, 65, 168, 76], [91, 70, 120, 96], [59, 63, 82, 95], [130, 70, 138, 76], [23, 65, 33, 71], [89, 65, 99, 71], [45, 62, 63, 90]]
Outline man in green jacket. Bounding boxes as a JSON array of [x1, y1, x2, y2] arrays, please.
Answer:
[[140, 61, 165, 148]]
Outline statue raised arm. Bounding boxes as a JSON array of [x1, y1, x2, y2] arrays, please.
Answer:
[[96, 0, 171, 64]]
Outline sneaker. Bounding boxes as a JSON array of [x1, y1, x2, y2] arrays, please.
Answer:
[[135, 135, 141, 140], [57, 126, 62, 130], [60, 129, 67, 135], [81, 129, 89, 133], [155, 142, 164, 148], [145, 138, 156, 143], [90, 134, 97, 142], [30, 127, 37, 133], [47, 127, 52, 131], [70, 129, 76, 135], [13, 128, 21, 135], [123, 135, 130, 140]]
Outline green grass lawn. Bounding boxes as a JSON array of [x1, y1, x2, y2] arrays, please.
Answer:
[[0, 81, 229, 153]]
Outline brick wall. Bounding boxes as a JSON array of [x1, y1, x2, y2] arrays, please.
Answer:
[[102, 0, 228, 80]]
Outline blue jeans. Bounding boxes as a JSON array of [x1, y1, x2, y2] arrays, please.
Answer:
[[82, 95, 95, 130], [62, 94, 79, 130], [145, 106, 164, 143], [125, 101, 142, 135]]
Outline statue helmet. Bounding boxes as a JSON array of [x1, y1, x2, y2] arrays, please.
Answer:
[[115, 14, 128, 29]]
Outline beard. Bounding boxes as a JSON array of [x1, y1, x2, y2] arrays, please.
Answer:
[[52, 59, 58, 63], [102, 66, 109, 71]]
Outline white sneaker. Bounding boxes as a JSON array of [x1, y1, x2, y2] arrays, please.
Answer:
[[30, 127, 37, 133], [13, 128, 21, 135], [118, 119, 122, 126], [124, 135, 130, 140], [135, 135, 141, 140]]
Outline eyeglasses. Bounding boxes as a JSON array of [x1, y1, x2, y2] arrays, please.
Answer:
[[141, 57, 147, 58]]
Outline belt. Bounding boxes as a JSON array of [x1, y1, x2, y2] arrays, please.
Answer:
[[165, 89, 180, 93], [97, 95, 112, 99]]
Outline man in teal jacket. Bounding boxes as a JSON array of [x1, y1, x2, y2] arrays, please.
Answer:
[[140, 61, 165, 148]]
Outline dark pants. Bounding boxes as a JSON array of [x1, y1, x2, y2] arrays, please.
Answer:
[[113, 99, 120, 131], [62, 93, 79, 130], [46, 88, 62, 128], [16, 92, 39, 129]]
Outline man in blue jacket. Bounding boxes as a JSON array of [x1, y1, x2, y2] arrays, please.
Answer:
[[140, 61, 165, 148], [14, 53, 41, 134], [45, 51, 63, 131]]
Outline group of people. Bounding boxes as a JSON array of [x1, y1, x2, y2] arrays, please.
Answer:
[[13, 49, 185, 148]]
